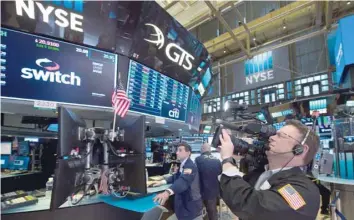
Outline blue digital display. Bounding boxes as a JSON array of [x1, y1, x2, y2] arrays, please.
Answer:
[[0, 155, 10, 169], [202, 68, 212, 88], [0, 28, 118, 108], [18, 141, 30, 156], [47, 124, 59, 132], [186, 90, 202, 130], [126, 60, 189, 122], [8, 156, 30, 171]]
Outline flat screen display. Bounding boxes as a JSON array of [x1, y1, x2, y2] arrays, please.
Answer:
[[127, 1, 211, 86], [201, 68, 212, 88], [1, 28, 117, 108], [309, 99, 327, 114], [127, 60, 189, 122], [181, 136, 204, 152], [186, 90, 202, 130], [1, 142, 12, 155]]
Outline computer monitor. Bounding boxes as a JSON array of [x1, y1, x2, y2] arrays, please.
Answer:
[[51, 107, 86, 209], [1, 142, 12, 155], [58, 107, 86, 157]]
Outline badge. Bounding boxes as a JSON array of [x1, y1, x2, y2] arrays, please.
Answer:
[[183, 168, 192, 175], [278, 184, 306, 210]]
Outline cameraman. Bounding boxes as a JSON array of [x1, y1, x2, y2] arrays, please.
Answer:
[[219, 120, 320, 220]]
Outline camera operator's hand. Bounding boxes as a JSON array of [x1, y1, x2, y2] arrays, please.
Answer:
[[219, 129, 235, 160]]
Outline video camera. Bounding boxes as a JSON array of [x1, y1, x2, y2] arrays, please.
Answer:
[[211, 119, 276, 170]]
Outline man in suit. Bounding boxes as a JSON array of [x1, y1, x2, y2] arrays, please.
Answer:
[[195, 143, 222, 220], [153, 142, 203, 220]]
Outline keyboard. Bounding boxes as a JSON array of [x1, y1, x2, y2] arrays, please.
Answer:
[[1, 195, 38, 210]]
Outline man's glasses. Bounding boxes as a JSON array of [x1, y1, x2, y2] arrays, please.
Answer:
[[276, 132, 302, 144]]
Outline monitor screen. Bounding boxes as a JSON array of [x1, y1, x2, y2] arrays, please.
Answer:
[[203, 125, 211, 134], [47, 124, 59, 132], [186, 90, 202, 130], [1, 28, 118, 108], [1, 142, 12, 155], [127, 60, 189, 122], [309, 99, 327, 114], [181, 136, 204, 152], [201, 68, 212, 88]]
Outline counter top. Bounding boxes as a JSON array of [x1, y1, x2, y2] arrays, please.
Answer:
[[1, 171, 41, 179], [2, 185, 170, 215], [317, 176, 354, 185]]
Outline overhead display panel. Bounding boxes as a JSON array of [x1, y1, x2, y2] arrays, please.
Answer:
[[1, 1, 212, 94], [126, 60, 189, 122], [1, 28, 117, 108], [127, 1, 211, 87], [186, 90, 202, 130], [1, 0, 119, 52]]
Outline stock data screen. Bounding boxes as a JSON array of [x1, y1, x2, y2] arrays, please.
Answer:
[[0, 28, 117, 108], [127, 60, 190, 121]]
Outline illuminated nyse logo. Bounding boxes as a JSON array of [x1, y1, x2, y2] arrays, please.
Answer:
[[21, 58, 81, 86], [15, 0, 84, 32], [144, 23, 195, 71], [244, 51, 274, 85], [169, 108, 180, 119]]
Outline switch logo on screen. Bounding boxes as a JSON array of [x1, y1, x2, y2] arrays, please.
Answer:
[[244, 51, 274, 85], [21, 58, 81, 86], [169, 108, 180, 119]]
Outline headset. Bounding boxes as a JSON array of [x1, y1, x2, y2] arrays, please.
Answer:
[[292, 127, 311, 156], [269, 127, 311, 156]]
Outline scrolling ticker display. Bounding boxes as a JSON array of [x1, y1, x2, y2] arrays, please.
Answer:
[[127, 60, 190, 122], [0, 28, 117, 108]]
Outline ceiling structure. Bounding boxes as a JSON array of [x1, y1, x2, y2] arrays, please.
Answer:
[[157, 1, 354, 69]]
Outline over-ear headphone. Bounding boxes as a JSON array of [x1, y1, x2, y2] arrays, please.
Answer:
[[292, 128, 311, 156]]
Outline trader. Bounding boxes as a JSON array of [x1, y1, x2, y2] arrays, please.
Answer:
[[219, 120, 320, 220], [153, 142, 203, 220], [195, 143, 222, 220]]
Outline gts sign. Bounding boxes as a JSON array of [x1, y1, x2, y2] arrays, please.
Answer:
[[144, 23, 195, 71]]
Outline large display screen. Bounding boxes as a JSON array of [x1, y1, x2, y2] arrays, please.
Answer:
[[1, 28, 117, 108], [186, 90, 202, 130], [1, 1, 212, 91], [127, 60, 189, 122]]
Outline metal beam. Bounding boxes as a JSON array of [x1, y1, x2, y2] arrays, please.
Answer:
[[204, 1, 251, 58], [212, 27, 329, 71], [325, 1, 334, 29], [234, 7, 257, 48]]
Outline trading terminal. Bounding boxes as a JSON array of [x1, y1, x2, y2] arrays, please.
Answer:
[[1, 1, 354, 220]]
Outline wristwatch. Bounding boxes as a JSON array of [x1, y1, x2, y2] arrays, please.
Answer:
[[222, 157, 238, 167]]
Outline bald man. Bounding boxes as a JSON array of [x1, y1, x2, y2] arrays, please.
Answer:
[[195, 143, 222, 220]]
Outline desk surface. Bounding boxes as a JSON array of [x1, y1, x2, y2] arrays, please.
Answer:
[[1, 185, 170, 214], [318, 176, 354, 185], [1, 171, 41, 179]]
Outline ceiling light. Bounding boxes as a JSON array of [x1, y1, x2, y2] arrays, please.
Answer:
[[223, 50, 226, 53], [253, 37, 256, 41], [145, 121, 150, 124], [347, 1, 351, 5], [178, 128, 182, 131], [283, 25, 287, 29]]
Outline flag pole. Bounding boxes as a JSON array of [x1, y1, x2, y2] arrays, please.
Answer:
[[112, 72, 121, 142], [112, 113, 117, 141]]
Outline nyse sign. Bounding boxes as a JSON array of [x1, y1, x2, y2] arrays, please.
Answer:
[[144, 23, 195, 71], [15, 0, 84, 32], [246, 70, 274, 85]]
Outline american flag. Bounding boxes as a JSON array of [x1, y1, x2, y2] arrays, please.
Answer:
[[112, 76, 130, 118], [278, 184, 306, 210]]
